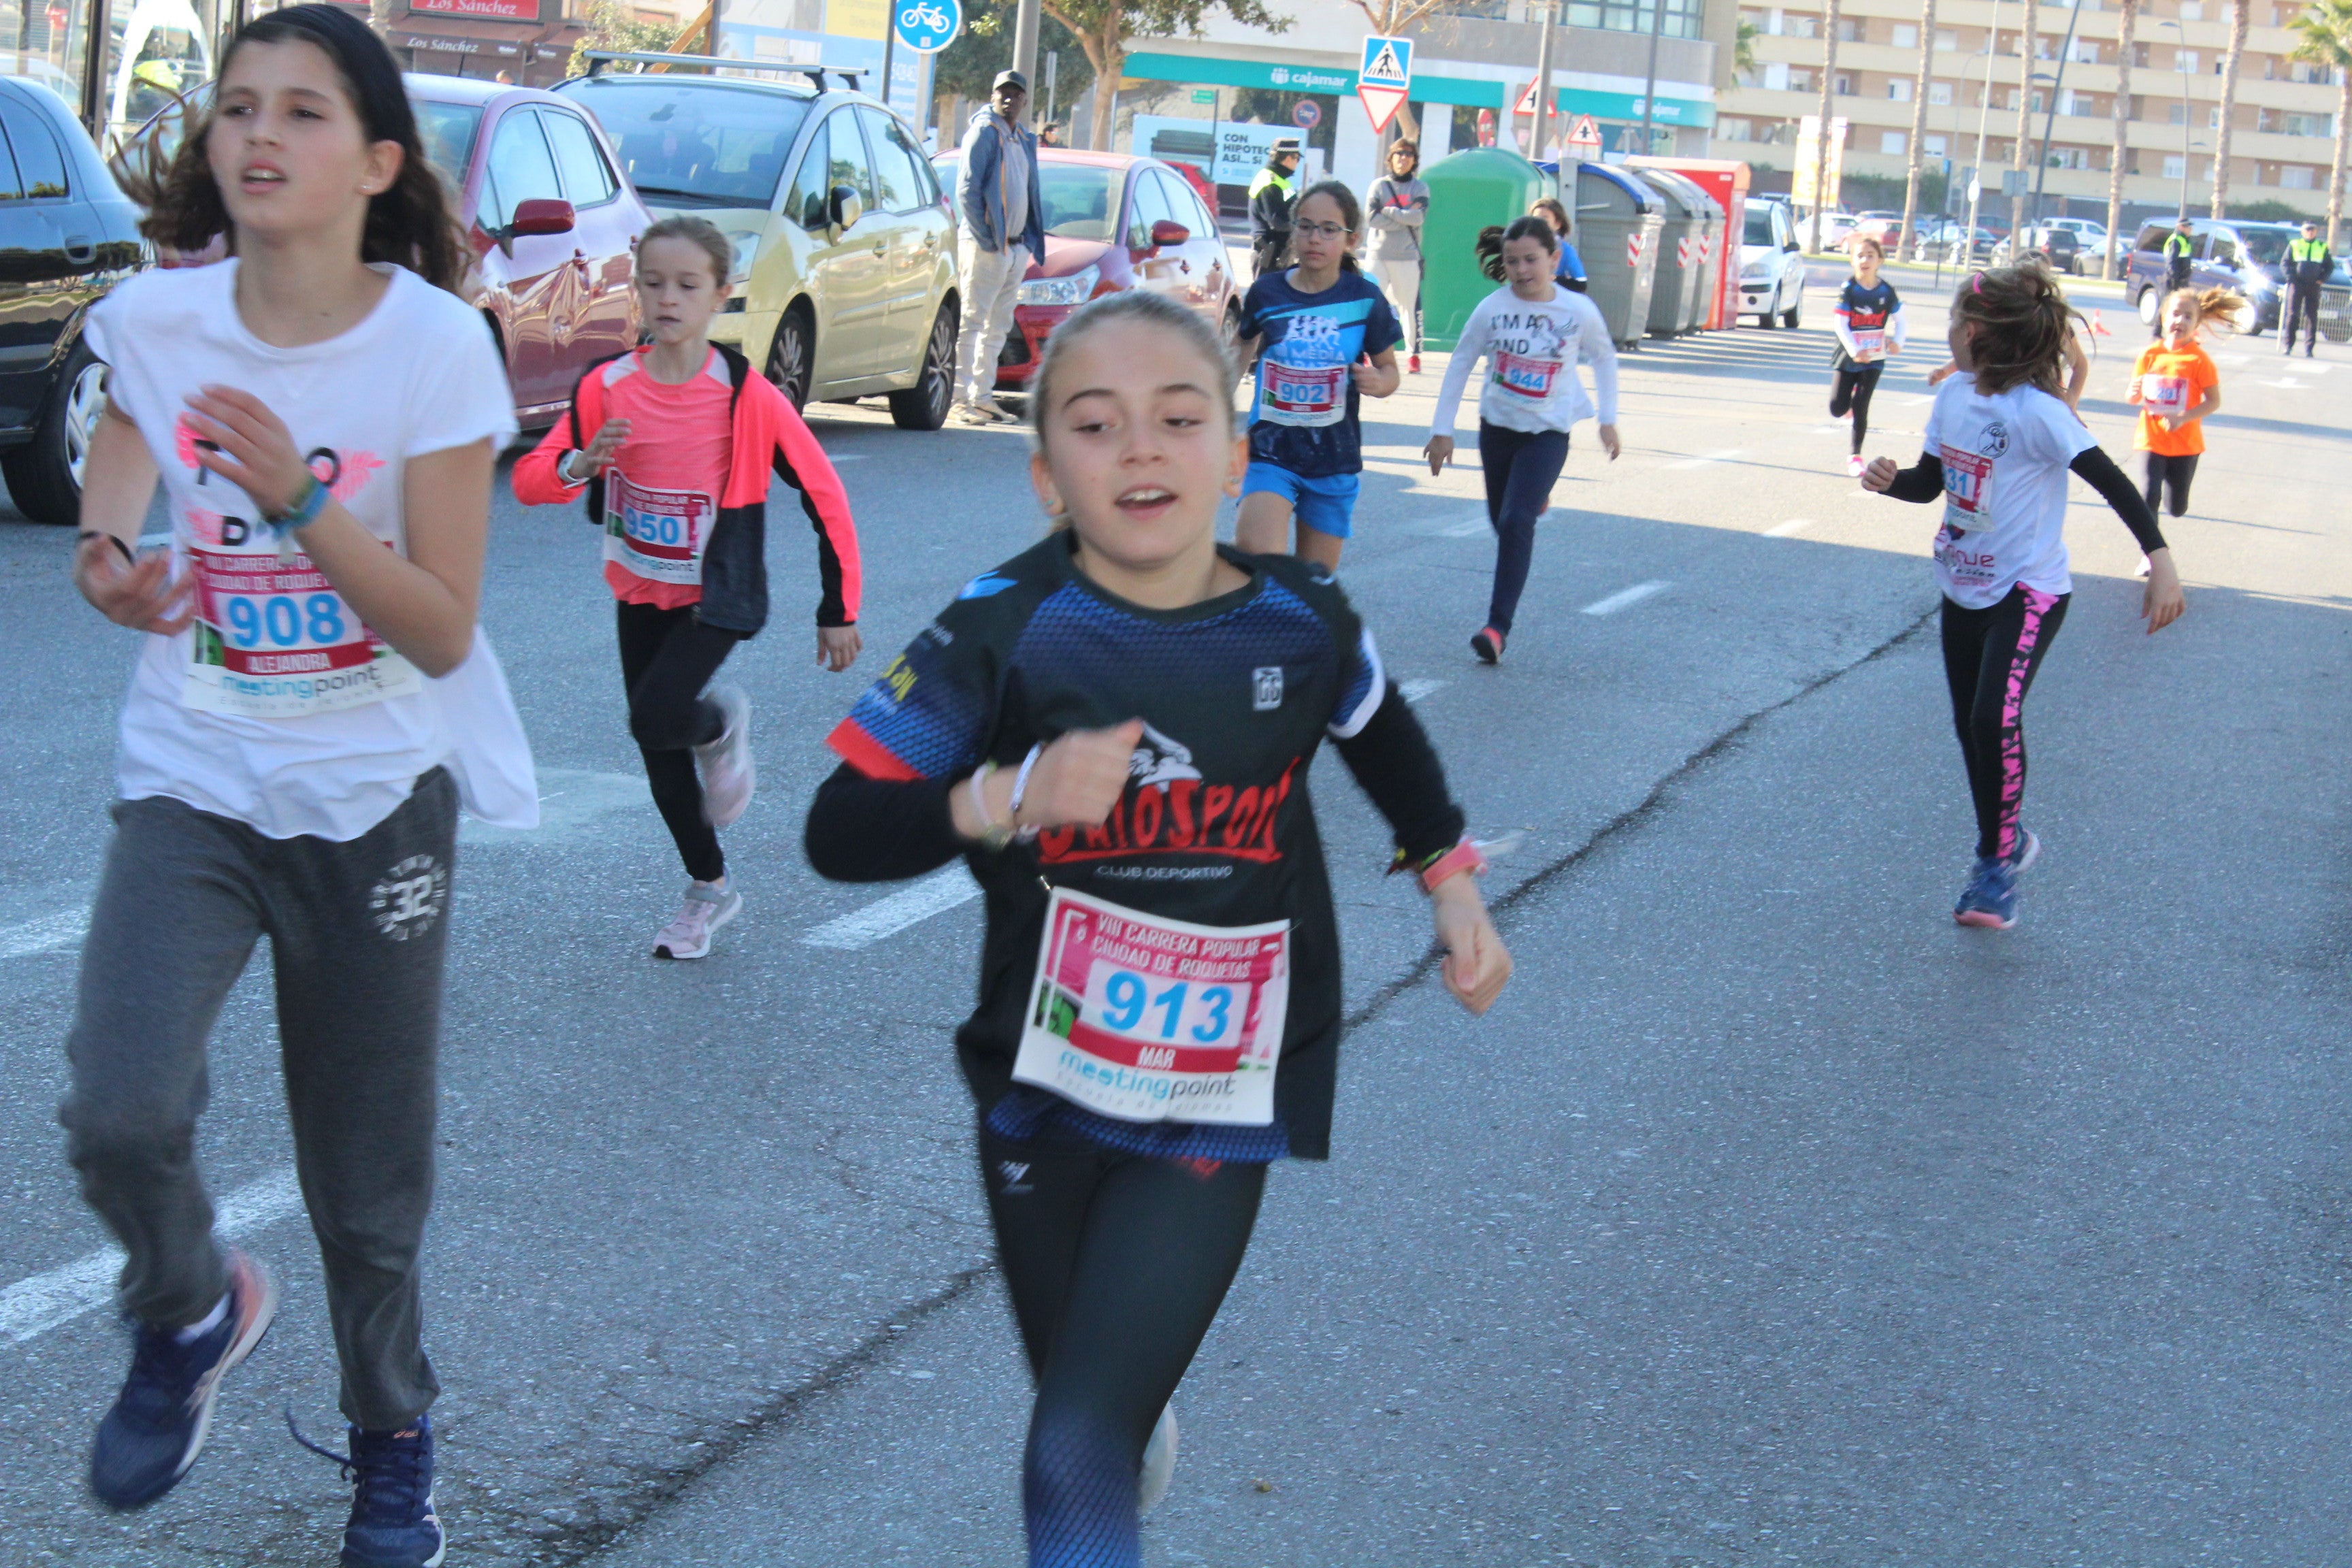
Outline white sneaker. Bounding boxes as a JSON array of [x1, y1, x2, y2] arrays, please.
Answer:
[[693, 685, 754, 828], [973, 397, 1015, 423], [1138, 1405, 1178, 1516], [954, 401, 1002, 425], [1845, 453, 1867, 478], [2134, 553, 2152, 578], [652, 882, 741, 960]]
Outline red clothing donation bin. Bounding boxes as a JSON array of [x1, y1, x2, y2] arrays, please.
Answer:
[[1627, 157, 1752, 331]]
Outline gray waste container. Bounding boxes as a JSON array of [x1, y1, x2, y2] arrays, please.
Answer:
[[1629, 166, 1721, 336], [1567, 163, 1664, 348]]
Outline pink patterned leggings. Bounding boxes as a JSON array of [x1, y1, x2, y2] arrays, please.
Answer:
[[1941, 586, 2070, 862]]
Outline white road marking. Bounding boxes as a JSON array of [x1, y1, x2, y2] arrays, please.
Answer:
[[1765, 518, 1814, 538], [1901, 393, 1934, 406], [1400, 679, 1446, 704], [0, 909, 88, 960], [1581, 581, 1672, 617], [1809, 423, 1848, 435], [1665, 448, 1745, 470], [1418, 510, 1488, 538], [803, 866, 981, 951], [459, 768, 651, 847], [1, 1167, 304, 1344], [2264, 378, 2306, 389]]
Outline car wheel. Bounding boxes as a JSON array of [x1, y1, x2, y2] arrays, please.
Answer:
[[1222, 299, 1243, 353], [888, 297, 960, 431], [1781, 284, 1802, 329], [767, 304, 813, 412], [3, 343, 105, 526], [2137, 284, 2159, 325], [1757, 305, 1778, 329]]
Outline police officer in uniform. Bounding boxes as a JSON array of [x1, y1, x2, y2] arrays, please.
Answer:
[[1249, 137, 1303, 280], [2282, 219, 2333, 357], [2154, 216, 2195, 338]]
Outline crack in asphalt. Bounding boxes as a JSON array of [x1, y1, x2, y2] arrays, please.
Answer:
[[529, 602, 1942, 1564]]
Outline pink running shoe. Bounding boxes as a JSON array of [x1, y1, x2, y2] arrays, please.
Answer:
[[693, 685, 754, 828], [1846, 453, 1867, 478]]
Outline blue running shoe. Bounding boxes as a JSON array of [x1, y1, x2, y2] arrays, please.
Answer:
[[291, 1411, 446, 1568], [91, 1249, 276, 1510], [1954, 856, 2019, 930], [2002, 826, 2041, 877]]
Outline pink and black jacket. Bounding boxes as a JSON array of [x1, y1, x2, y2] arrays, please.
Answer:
[[514, 343, 861, 636]]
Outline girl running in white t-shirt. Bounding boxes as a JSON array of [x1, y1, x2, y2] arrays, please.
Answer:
[[66, 8, 530, 1563], [1426, 215, 1621, 664], [1863, 265, 2185, 931], [514, 215, 862, 960]]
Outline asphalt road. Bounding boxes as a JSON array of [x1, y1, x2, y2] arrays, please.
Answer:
[[1, 272, 2346, 1567]]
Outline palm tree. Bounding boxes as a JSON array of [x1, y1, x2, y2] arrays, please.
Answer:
[[2213, 0, 2250, 217], [2289, 0, 2352, 247], [2010, 0, 2039, 248], [2103, 0, 2138, 277], [1899, 0, 1939, 260], [1809, 0, 1843, 252]]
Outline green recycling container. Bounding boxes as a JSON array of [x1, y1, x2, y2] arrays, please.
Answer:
[[1418, 146, 1550, 352]]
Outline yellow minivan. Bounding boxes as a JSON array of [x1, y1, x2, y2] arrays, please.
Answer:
[[557, 66, 960, 429]]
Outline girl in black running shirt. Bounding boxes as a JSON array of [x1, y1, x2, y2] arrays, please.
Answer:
[[1830, 237, 1906, 476], [805, 290, 1512, 1567]]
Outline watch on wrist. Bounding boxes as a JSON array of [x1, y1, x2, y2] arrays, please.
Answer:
[[968, 761, 1013, 852], [1390, 836, 1488, 894]]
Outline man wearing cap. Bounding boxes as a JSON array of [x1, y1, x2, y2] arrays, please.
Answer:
[[2281, 219, 2334, 357], [1248, 138, 1303, 280], [2153, 216, 2195, 338], [952, 69, 1047, 423]]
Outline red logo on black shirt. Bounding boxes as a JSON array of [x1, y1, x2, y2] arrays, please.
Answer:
[[1036, 760, 1298, 866]]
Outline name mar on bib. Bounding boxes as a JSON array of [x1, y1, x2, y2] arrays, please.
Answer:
[[605, 470, 714, 586], [1015, 885, 1290, 1127], [184, 534, 418, 718]]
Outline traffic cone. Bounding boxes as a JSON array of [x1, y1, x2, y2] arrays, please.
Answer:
[[2090, 309, 2113, 337]]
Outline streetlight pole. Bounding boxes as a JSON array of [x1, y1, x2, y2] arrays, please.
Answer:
[[1013, 0, 1040, 112], [1967, 0, 2005, 259], [1532, 0, 1558, 161], [1639, 0, 1668, 156], [2027, 0, 2085, 233], [2161, 17, 2191, 217]]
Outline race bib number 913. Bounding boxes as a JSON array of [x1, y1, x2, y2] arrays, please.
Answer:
[[1014, 886, 1290, 1126]]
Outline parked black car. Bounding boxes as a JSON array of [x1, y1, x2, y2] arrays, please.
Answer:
[[0, 77, 144, 525], [2031, 225, 2080, 274]]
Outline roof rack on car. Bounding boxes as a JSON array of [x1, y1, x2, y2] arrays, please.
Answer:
[[578, 50, 863, 89]]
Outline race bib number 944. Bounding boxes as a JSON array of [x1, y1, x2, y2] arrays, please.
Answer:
[[1014, 886, 1290, 1126]]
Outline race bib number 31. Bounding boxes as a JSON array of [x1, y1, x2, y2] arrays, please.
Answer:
[[184, 542, 418, 717], [1014, 886, 1290, 1126]]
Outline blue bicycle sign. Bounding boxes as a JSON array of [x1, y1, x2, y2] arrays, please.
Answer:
[[894, 0, 959, 53]]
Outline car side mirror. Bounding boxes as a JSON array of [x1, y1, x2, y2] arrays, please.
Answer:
[[1783, 240, 1799, 252], [509, 197, 575, 238], [1147, 218, 1190, 248], [829, 185, 863, 232]]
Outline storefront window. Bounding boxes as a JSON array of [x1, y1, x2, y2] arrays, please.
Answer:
[[1565, 0, 1700, 38]]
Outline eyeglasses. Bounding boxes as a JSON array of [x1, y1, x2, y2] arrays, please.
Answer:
[[1295, 220, 1349, 240]]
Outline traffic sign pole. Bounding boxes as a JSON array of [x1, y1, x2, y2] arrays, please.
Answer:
[[1357, 33, 1412, 136]]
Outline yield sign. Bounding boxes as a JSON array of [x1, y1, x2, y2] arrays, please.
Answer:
[[1358, 33, 1413, 133]]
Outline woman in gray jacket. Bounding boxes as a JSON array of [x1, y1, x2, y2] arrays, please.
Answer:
[[1365, 140, 1430, 373]]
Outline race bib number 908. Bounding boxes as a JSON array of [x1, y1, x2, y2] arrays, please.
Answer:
[[1014, 886, 1290, 1126], [184, 541, 418, 717]]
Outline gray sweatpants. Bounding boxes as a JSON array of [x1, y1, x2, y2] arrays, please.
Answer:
[[59, 769, 457, 1430]]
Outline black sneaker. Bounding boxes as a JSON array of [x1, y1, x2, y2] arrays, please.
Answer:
[[90, 1249, 277, 1510], [293, 1411, 446, 1567]]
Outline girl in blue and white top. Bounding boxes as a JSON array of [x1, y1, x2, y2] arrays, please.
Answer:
[[1830, 235, 1907, 476], [1426, 216, 1620, 665], [63, 9, 530, 1562]]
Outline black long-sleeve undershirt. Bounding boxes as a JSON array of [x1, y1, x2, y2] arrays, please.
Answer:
[[1879, 447, 2168, 556], [802, 683, 1464, 884]]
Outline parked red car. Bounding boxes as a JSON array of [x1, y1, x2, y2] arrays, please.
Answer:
[[120, 73, 650, 429], [928, 148, 1238, 391]]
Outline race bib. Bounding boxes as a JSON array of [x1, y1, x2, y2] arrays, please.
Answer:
[[1258, 358, 1345, 427], [1940, 443, 1991, 519], [1492, 349, 1563, 399], [1014, 885, 1290, 1127], [1850, 329, 1884, 360], [182, 538, 418, 717], [604, 470, 715, 587], [2144, 374, 2191, 416]]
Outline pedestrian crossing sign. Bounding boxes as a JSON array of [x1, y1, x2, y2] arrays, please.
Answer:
[[1358, 33, 1412, 133]]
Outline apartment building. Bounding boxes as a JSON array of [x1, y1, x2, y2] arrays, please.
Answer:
[[1712, 0, 2344, 218]]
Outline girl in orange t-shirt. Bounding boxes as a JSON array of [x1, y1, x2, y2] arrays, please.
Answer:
[[2128, 286, 2240, 519]]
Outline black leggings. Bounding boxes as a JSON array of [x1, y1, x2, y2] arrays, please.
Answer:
[[615, 600, 741, 883], [1478, 420, 1571, 637], [1941, 586, 2070, 862], [1830, 361, 1882, 455], [2142, 451, 2198, 519], [980, 1123, 1267, 1568]]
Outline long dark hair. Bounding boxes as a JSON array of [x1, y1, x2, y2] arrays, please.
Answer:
[[1293, 178, 1364, 272], [124, 5, 469, 293], [1475, 216, 1558, 282], [1949, 262, 2083, 397]]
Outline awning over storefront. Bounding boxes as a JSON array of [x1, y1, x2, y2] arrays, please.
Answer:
[[1556, 85, 1714, 128], [1120, 49, 1711, 122]]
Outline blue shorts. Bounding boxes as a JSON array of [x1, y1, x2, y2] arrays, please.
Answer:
[[1241, 463, 1361, 540]]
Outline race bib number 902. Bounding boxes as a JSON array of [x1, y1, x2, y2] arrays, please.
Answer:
[[1013, 886, 1290, 1126]]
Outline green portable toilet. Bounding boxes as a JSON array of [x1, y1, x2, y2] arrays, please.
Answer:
[[1419, 146, 1549, 352]]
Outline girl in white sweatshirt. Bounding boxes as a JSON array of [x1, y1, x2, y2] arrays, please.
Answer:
[[1425, 216, 1621, 664]]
